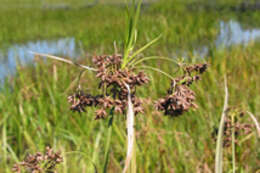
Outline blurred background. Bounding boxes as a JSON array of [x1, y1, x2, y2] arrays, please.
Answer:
[[0, 0, 259, 172], [1, 0, 260, 82]]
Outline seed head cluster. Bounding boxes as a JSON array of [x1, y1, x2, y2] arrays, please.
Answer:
[[211, 111, 254, 147], [68, 54, 149, 119], [222, 113, 253, 147], [184, 63, 208, 75], [12, 147, 63, 173], [155, 63, 208, 117]]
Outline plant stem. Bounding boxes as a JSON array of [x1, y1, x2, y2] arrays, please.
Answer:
[[137, 65, 175, 80], [231, 114, 236, 173], [30, 51, 97, 71], [103, 113, 114, 173], [215, 76, 228, 173], [247, 111, 260, 137], [130, 136, 136, 173], [123, 84, 136, 173]]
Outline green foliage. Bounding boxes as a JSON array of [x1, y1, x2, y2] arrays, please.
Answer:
[[1, 45, 260, 173], [0, 1, 223, 51], [0, 1, 260, 172]]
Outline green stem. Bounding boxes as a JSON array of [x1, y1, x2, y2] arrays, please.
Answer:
[[231, 114, 236, 173], [2, 123, 7, 170], [137, 65, 175, 80], [103, 113, 114, 173], [129, 56, 179, 67]]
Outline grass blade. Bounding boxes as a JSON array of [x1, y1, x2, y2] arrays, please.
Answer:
[[29, 51, 97, 71], [92, 131, 102, 172], [124, 34, 162, 67], [129, 56, 179, 67], [215, 76, 229, 173], [103, 114, 114, 173], [137, 65, 174, 80], [103, 127, 112, 173], [231, 113, 236, 173], [123, 0, 142, 67]]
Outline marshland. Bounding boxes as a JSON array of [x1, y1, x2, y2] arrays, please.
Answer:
[[0, 0, 260, 172]]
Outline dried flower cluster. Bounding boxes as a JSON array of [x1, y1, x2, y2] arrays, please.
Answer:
[[212, 111, 254, 147], [222, 114, 253, 147], [68, 54, 149, 119], [12, 147, 63, 173], [155, 63, 208, 117]]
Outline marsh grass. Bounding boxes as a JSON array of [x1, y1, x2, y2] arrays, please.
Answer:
[[0, 0, 222, 49], [1, 43, 259, 172], [0, 1, 260, 173], [0, 44, 258, 172]]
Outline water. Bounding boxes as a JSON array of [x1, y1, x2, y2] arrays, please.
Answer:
[[1, 19, 260, 83], [216, 20, 260, 47], [177, 19, 260, 59], [0, 37, 82, 83]]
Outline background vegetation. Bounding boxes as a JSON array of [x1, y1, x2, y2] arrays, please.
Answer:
[[0, 0, 259, 172]]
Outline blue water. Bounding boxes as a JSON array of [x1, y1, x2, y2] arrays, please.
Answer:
[[0, 20, 260, 83], [179, 20, 260, 59], [216, 20, 260, 47], [0, 37, 82, 83]]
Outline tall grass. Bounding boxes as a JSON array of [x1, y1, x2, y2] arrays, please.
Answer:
[[0, 1, 259, 172], [0, 43, 259, 172], [0, 1, 223, 49]]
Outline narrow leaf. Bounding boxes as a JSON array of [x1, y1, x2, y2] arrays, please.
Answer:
[[215, 76, 229, 173], [247, 111, 260, 137], [129, 56, 179, 67], [29, 51, 97, 71], [123, 84, 135, 173], [137, 65, 174, 80], [125, 34, 162, 66]]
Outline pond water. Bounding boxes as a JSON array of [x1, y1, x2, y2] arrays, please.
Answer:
[[180, 20, 260, 59], [216, 20, 260, 47], [0, 19, 260, 83], [0, 37, 82, 83]]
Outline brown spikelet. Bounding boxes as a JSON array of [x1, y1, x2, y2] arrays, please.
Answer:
[[12, 147, 63, 173], [68, 54, 149, 119], [155, 63, 208, 117]]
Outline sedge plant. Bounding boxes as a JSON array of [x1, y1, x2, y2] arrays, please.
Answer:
[[215, 77, 260, 173], [29, 0, 210, 172]]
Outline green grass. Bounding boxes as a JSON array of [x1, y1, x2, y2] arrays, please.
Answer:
[[0, 1, 260, 172], [1, 44, 259, 172], [0, 1, 221, 49]]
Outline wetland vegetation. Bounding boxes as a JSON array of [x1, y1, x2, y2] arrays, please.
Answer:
[[0, 0, 259, 172]]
